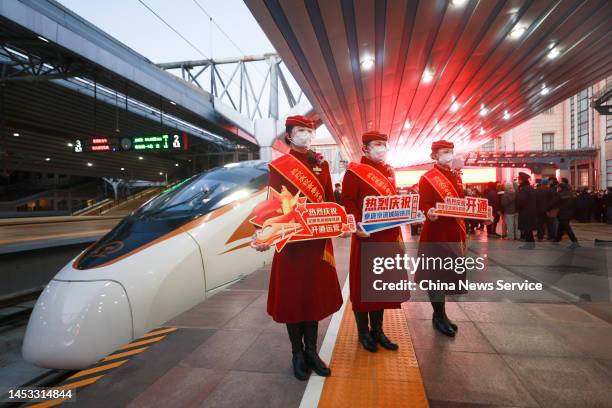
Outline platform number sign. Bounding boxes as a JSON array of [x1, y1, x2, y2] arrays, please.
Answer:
[[73, 133, 188, 153]]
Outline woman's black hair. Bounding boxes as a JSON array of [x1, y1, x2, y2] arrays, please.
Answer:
[[284, 124, 295, 145]]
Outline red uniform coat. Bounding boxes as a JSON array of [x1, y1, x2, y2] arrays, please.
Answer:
[[415, 164, 467, 294], [267, 149, 343, 323], [341, 157, 408, 312]]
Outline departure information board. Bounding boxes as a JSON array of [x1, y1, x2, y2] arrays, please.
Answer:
[[73, 133, 188, 153]]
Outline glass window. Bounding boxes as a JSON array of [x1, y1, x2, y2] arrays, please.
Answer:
[[542, 133, 554, 151], [542, 106, 555, 115], [136, 161, 268, 217], [607, 160, 612, 187], [570, 97, 575, 148], [578, 168, 589, 187], [577, 89, 589, 148], [480, 140, 495, 152]]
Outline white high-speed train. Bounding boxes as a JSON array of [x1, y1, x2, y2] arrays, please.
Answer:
[[23, 161, 272, 369]]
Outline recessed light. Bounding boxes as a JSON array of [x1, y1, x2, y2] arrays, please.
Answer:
[[480, 105, 489, 116], [540, 85, 550, 95], [503, 110, 511, 120], [37, 35, 49, 43], [67, 142, 73, 147], [422, 69, 434, 83], [121, 167, 125, 171], [87, 162, 93, 167], [12, 132, 19, 137], [547, 47, 560, 59], [360, 57, 375, 70], [138, 156, 143, 160], [175, 163, 179, 167], [404, 120, 411, 129], [451, 0, 468, 5], [45, 157, 51, 161], [509, 26, 526, 39], [450, 101, 461, 112], [169, 100, 176, 105], [159, 172, 163, 175]]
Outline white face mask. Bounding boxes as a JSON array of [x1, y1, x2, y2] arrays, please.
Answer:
[[290, 130, 313, 148], [450, 157, 464, 170], [368, 145, 388, 162], [437, 152, 454, 165]]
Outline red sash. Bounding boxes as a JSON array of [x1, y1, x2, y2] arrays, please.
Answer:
[[269, 154, 325, 203], [269, 153, 335, 266], [347, 162, 397, 196], [422, 167, 467, 235]]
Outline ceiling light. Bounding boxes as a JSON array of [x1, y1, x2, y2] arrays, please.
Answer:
[[37, 35, 49, 43], [169, 100, 176, 105], [451, 0, 468, 5], [12, 132, 19, 137], [509, 26, 526, 39], [503, 110, 511, 120], [404, 120, 411, 129], [360, 57, 375, 70], [547, 47, 560, 60], [540, 85, 550, 95], [175, 163, 179, 167], [159, 172, 163, 175], [422, 69, 434, 83], [120, 167, 125, 171], [434, 123, 442, 131], [479, 105, 489, 116], [450, 101, 461, 112], [45, 157, 50, 161], [138, 156, 143, 160], [87, 162, 93, 167], [480, 127, 485, 135], [67, 142, 73, 147]]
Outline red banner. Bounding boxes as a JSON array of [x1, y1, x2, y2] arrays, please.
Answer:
[[422, 167, 467, 234], [431, 196, 493, 221]]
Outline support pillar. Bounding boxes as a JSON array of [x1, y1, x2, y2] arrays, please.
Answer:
[[254, 117, 278, 162]]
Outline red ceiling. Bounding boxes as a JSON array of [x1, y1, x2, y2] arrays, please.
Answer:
[[245, 0, 612, 165]]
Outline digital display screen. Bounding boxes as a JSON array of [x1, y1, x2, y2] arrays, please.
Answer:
[[74, 133, 188, 153]]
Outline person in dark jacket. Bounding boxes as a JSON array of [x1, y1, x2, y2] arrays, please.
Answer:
[[333, 183, 342, 204], [485, 182, 501, 237], [604, 187, 612, 225], [554, 180, 579, 248], [517, 172, 537, 249], [535, 180, 553, 241]]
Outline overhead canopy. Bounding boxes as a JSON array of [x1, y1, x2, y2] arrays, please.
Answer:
[[245, 0, 612, 165]]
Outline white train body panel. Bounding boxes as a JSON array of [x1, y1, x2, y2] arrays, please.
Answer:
[[23, 161, 273, 369]]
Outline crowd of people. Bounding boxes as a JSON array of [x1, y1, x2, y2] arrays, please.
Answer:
[[465, 175, 612, 249]]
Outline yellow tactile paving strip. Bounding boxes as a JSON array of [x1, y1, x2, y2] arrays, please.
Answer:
[[318, 304, 429, 408]]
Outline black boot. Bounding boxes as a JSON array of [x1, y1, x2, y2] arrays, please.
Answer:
[[286, 323, 308, 380], [369, 310, 398, 350], [354, 311, 377, 352], [302, 321, 331, 377], [431, 302, 455, 337], [441, 302, 458, 332]]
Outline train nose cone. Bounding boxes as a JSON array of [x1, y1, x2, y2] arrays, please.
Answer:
[[22, 280, 133, 370]]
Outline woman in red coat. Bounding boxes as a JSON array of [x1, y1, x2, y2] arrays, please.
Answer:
[[416, 140, 486, 337], [252, 115, 344, 381], [341, 131, 408, 352]]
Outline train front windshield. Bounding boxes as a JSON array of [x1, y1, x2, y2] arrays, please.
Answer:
[[75, 161, 268, 269], [135, 161, 268, 219]]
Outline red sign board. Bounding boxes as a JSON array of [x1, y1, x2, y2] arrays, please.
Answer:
[[431, 196, 492, 220], [249, 186, 356, 252]]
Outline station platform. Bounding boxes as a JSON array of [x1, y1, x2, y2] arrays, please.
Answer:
[[27, 225, 612, 408], [0, 216, 121, 254]]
